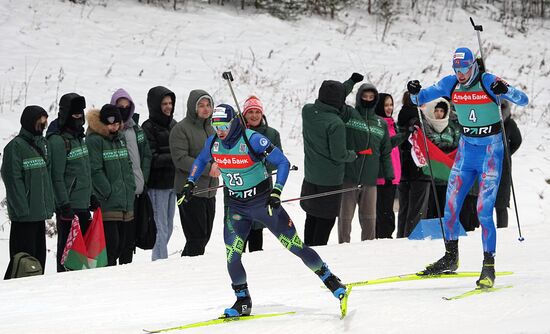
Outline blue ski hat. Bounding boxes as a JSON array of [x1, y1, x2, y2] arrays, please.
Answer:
[[452, 47, 475, 68], [211, 104, 236, 125]]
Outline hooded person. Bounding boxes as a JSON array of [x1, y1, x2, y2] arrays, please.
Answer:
[[169, 89, 219, 257], [142, 86, 177, 261], [300, 75, 361, 247], [86, 104, 135, 266], [178, 103, 349, 318], [46, 93, 96, 272], [407, 46, 529, 288], [240, 95, 283, 252], [2, 105, 54, 276], [337, 83, 393, 243], [110, 88, 152, 264]]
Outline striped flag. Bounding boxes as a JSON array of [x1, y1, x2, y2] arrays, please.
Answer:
[[409, 127, 457, 181]]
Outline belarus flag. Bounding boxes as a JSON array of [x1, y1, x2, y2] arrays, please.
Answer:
[[409, 127, 457, 182]]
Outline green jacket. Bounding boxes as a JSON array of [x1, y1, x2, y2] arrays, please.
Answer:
[[47, 131, 92, 210], [85, 109, 135, 214], [344, 83, 393, 185], [170, 89, 218, 197], [1, 128, 55, 221], [302, 99, 357, 186]]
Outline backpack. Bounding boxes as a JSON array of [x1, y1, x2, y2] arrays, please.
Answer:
[[4, 252, 43, 280], [135, 191, 157, 250]]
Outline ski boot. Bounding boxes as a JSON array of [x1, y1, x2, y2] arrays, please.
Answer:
[[223, 283, 252, 317], [316, 264, 346, 299], [418, 240, 459, 276], [476, 252, 495, 289]]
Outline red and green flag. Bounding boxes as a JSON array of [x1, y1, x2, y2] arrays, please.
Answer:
[[409, 127, 457, 181], [61, 208, 107, 270]]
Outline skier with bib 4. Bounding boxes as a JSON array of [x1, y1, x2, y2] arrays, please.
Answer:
[[407, 47, 528, 288], [179, 104, 346, 317]]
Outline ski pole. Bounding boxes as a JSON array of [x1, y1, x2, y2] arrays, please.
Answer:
[[281, 185, 362, 204], [191, 165, 298, 196], [469, 17, 524, 242], [414, 105, 447, 242], [222, 71, 248, 128]]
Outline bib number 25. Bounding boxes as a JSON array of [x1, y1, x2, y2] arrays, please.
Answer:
[[227, 173, 243, 186]]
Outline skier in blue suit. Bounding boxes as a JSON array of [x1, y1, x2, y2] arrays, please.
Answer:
[[178, 104, 346, 317], [407, 47, 528, 288]]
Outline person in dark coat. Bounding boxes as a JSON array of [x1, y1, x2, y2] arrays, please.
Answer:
[[495, 100, 522, 228], [2, 106, 54, 276], [396, 91, 431, 238], [241, 95, 282, 252], [300, 75, 361, 246], [142, 86, 177, 261], [46, 93, 96, 272]]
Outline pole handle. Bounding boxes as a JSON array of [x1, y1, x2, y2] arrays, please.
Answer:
[[222, 71, 234, 81], [469, 17, 483, 31]]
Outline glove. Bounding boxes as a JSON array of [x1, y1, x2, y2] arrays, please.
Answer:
[[407, 118, 419, 134], [266, 187, 282, 216], [407, 80, 422, 95], [177, 181, 195, 206], [490, 79, 509, 95], [350, 72, 364, 84], [59, 204, 75, 221], [89, 194, 101, 211], [357, 148, 373, 155]]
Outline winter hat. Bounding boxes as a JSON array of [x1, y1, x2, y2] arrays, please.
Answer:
[[243, 96, 264, 117], [58, 93, 86, 128], [434, 101, 449, 117], [318, 80, 345, 110], [452, 47, 475, 68], [100, 104, 122, 125], [21, 105, 48, 135], [211, 104, 236, 125]]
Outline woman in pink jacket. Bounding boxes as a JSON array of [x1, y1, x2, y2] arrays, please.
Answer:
[[374, 93, 406, 238]]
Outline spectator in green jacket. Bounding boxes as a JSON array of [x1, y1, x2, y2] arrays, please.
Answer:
[[300, 74, 362, 246], [46, 93, 97, 272], [86, 104, 136, 266], [2, 106, 54, 275], [241, 95, 282, 252], [423, 98, 460, 220], [170, 89, 218, 257], [338, 83, 393, 243], [111, 88, 152, 264]]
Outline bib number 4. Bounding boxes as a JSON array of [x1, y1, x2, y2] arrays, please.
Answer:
[[469, 109, 478, 123]]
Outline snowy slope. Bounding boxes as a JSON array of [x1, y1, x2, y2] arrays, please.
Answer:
[[1, 0, 550, 333]]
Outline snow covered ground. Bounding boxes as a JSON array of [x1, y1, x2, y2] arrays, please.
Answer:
[[1, 0, 549, 333]]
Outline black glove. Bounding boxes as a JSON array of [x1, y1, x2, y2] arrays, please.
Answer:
[[350, 72, 364, 84], [89, 194, 101, 211], [407, 117, 419, 134], [490, 79, 509, 95], [266, 187, 282, 216], [59, 204, 74, 221], [177, 181, 195, 206], [407, 80, 422, 95]]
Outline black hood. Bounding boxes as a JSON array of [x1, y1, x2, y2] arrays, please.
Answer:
[[147, 86, 176, 128], [58, 93, 86, 129], [21, 105, 48, 136], [355, 83, 379, 117], [375, 93, 393, 118]]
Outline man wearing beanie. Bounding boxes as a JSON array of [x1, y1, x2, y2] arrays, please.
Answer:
[[86, 104, 135, 266], [241, 95, 282, 252], [46, 93, 98, 272], [2, 105, 54, 277], [142, 86, 177, 261], [300, 73, 363, 246]]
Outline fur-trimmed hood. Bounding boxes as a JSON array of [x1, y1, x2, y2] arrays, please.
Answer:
[[424, 98, 451, 134], [86, 108, 123, 138]]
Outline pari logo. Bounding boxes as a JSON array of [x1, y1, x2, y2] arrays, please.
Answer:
[[462, 125, 493, 136]]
